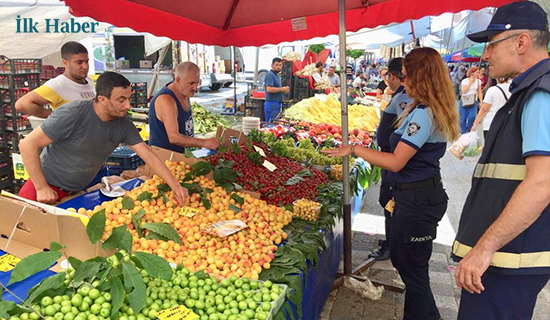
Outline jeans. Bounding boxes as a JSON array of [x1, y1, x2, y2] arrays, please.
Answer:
[[459, 100, 478, 133], [264, 101, 282, 122]]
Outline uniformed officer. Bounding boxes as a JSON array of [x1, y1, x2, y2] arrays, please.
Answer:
[[371, 57, 413, 261], [324, 47, 460, 320], [452, 2, 550, 319]]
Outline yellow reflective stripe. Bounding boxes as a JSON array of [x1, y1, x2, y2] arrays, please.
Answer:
[[453, 241, 550, 269], [473, 163, 526, 180]]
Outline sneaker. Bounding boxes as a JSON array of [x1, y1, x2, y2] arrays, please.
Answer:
[[369, 246, 391, 261]]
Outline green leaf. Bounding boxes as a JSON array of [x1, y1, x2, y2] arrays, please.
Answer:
[[102, 224, 129, 250], [142, 223, 182, 244], [231, 194, 244, 206], [132, 209, 145, 237], [219, 168, 237, 182], [67, 257, 82, 270], [213, 167, 221, 183], [0, 301, 16, 318], [122, 196, 135, 210], [137, 192, 153, 201], [162, 194, 170, 204], [73, 260, 103, 285], [194, 270, 207, 280], [157, 184, 171, 192], [9, 251, 62, 285], [228, 203, 241, 213], [120, 230, 133, 253], [109, 276, 125, 317], [184, 148, 196, 158], [25, 271, 66, 303], [49, 241, 64, 252], [200, 196, 211, 210], [191, 161, 213, 177], [145, 232, 169, 241], [122, 263, 146, 314], [86, 209, 106, 245], [133, 252, 173, 280]]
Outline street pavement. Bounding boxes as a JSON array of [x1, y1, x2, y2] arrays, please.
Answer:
[[192, 83, 249, 111], [320, 151, 550, 320]]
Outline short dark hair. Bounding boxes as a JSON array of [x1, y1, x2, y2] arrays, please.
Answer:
[[95, 72, 131, 101], [61, 41, 88, 60], [272, 57, 282, 64], [329, 66, 336, 70], [315, 62, 323, 68]]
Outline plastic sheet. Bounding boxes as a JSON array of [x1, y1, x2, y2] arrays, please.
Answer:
[[0, 250, 56, 302], [56, 178, 144, 210]]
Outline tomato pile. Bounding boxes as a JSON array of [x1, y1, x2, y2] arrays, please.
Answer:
[[208, 143, 328, 206]]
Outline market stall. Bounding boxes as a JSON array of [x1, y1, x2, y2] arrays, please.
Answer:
[[0, 0, 519, 319]]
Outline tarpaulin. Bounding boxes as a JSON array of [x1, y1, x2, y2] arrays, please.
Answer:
[[63, 0, 519, 47]]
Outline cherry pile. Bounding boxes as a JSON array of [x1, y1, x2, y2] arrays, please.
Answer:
[[208, 144, 328, 206]]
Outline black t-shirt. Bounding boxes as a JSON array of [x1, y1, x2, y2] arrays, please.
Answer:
[[377, 81, 387, 92]]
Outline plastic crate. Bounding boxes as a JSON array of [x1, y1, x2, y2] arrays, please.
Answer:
[[293, 76, 310, 88], [106, 146, 144, 175], [0, 176, 13, 192], [293, 86, 311, 102], [281, 62, 294, 87], [0, 58, 41, 75], [0, 162, 12, 178], [0, 74, 40, 90]]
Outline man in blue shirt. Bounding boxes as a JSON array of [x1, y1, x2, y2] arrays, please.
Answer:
[[264, 57, 289, 122], [453, 2, 550, 319]]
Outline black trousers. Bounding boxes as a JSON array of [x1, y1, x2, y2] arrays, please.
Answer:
[[378, 168, 392, 249], [390, 185, 448, 320]]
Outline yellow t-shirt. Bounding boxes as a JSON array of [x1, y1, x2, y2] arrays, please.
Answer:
[[34, 75, 95, 110]]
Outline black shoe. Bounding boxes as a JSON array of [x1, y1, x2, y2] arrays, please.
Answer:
[[369, 246, 391, 261]]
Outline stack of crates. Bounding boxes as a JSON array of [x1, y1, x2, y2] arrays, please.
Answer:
[[280, 61, 294, 101], [131, 82, 148, 108], [0, 58, 41, 152], [293, 76, 311, 102], [0, 90, 13, 192], [106, 146, 145, 176]]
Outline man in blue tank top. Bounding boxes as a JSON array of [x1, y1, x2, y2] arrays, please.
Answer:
[[149, 62, 221, 153]]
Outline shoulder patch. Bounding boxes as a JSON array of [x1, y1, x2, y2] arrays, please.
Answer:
[[399, 102, 408, 110], [407, 122, 421, 136]]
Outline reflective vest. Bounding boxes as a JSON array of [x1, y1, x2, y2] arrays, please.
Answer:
[[452, 60, 550, 275]]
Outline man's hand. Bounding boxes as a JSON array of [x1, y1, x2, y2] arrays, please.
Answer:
[[202, 137, 222, 150], [282, 86, 290, 93], [471, 124, 478, 132], [36, 185, 58, 204], [455, 247, 494, 294], [171, 185, 189, 206]]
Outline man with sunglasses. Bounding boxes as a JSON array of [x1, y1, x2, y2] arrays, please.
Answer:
[[370, 57, 413, 261], [452, 2, 550, 319]]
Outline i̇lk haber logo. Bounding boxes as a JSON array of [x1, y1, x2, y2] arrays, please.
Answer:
[[15, 15, 99, 33]]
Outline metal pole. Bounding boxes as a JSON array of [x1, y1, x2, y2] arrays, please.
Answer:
[[338, 0, 352, 276], [233, 46, 237, 114], [253, 47, 260, 88]]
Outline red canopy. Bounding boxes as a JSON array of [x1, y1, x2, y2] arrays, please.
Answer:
[[64, 0, 518, 47]]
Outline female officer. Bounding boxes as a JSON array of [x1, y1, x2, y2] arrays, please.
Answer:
[[324, 47, 460, 320]]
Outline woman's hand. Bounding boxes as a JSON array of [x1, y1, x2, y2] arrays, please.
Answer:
[[322, 145, 353, 157]]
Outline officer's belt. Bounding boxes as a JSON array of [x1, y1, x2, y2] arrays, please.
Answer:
[[389, 175, 441, 190], [473, 163, 526, 181], [453, 241, 550, 269]]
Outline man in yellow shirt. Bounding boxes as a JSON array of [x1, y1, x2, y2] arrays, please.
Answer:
[[15, 41, 95, 118]]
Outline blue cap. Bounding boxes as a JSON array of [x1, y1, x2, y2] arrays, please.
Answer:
[[467, 1, 549, 43]]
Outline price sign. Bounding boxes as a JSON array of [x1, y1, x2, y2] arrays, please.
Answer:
[[178, 207, 201, 218], [262, 160, 277, 172], [156, 306, 199, 320], [0, 253, 21, 272]]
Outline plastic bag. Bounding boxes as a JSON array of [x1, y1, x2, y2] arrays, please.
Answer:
[[448, 132, 482, 160], [343, 276, 385, 300]]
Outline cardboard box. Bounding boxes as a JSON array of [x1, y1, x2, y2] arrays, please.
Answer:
[[215, 126, 246, 148], [139, 60, 152, 69], [0, 192, 114, 262], [115, 60, 129, 69]]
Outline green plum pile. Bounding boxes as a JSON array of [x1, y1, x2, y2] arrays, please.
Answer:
[[8, 268, 285, 320]]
